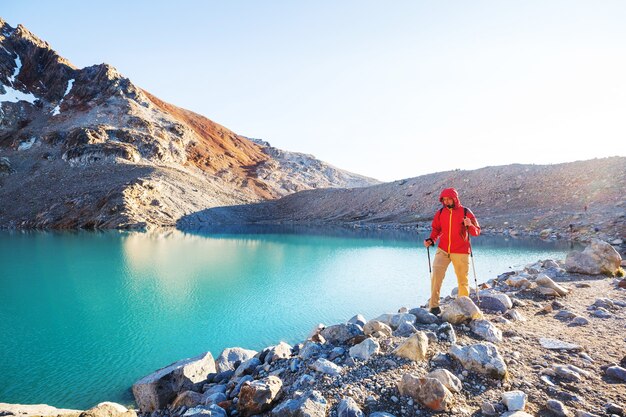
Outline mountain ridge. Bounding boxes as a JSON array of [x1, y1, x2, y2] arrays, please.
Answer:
[[0, 18, 378, 229]]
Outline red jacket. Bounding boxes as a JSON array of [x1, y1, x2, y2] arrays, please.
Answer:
[[429, 188, 480, 254]]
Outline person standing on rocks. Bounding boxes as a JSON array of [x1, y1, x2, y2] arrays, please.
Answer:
[[423, 188, 480, 315]]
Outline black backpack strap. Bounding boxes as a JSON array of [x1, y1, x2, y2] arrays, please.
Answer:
[[464, 207, 468, 218]]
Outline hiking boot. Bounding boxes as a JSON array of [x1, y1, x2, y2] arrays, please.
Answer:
[[429, 307, 441, 316]]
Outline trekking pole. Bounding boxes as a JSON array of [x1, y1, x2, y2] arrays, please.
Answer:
[[427, 245, 432, 275], [466, 229, 480, 303]]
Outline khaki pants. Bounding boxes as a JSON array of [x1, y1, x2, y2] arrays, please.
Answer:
[[429, 248, 470, 308]]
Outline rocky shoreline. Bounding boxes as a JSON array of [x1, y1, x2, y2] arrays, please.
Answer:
[[2, 239, 625, 417]]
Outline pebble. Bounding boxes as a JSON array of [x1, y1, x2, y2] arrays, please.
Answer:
[[606, 366, 626, 382], [547, 399, 570, 417]]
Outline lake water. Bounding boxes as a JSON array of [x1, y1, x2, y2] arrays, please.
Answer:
[[0, 227, 579, 409]]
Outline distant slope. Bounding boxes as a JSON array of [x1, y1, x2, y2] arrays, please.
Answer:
[[180, 157, 626, 241]]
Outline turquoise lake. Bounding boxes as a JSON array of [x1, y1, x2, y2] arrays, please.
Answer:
[[0, 227, 579, 409]]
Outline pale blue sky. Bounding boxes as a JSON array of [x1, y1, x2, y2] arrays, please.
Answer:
[[3, 1, 625, 181]]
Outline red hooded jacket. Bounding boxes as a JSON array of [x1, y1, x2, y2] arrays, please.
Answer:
[[428, 188, 480, 254]]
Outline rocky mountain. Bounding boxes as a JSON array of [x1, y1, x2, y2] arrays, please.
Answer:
[[0, 18, 378, 229], [180, 157, 626, 242]]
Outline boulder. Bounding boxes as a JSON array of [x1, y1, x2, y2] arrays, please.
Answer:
[[478, 292, 513, 313], [441, 296, 483, 324], [392, 331, 429, 361], [336, 397, 364, 417], [449, 342, 508, 379], [501, 391, 527, 411], [215, 348, 257, 373], [437, 322, 457, 343], [132, 351, 216, 412], [80, 403, 136, 417], [349, 338, 380, 361], [363, 320, 393, 338], [320, 323, 363, 344], [408, 307, 438, 324], [271, 390, 327, 417], [536, 275, 569, 297], [237, 376, 283, 417], [470, 319, 503, 344], [397, 374, 452, 412], [564, 239, 622, 276], [310, 358, 342, 376], [426, 368, 462, 393]]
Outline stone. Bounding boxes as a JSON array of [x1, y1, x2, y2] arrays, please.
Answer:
[[172, 391, 204, 408], [470, 319, 503, 344], [437, 322, 457, 343], [329, 347, 345, 361], [536, 275, 569, 296], [215, 348, 257, 373], [605, 403, 624, 415], [392, 331, 429, 361], [349, 337, 380, 361], [348, 314, 367, 328], [397, 374, 452, 412], [619, 279, 626, 289], [369, 413, 397, 417], [539, 338, 581, 351], [479, 291, 513, 313], [593, 298, 615, 309], [374, 313, 417, 329], [409, 307, 438, 324], [203, 392, 227, 406], [271, 390, 327, 417], [363, 320, 393, 338], [501, 412, 534, 417], [565, 239, 622, 276], [537, 287, 561, 297], [441, 296, 483, 324], [543, 259, 561, 268], [504, 310, 525, 321], [298, 342, 322, 360], [426, 368, 462, 393], [591, 308, 612, 318], [237, 376, 283, 417], [336, 397, 364, 417], [0, 404, 79, 417], [501, 390, 528, 411], [449, 342, 508, 379], [132, 351, 217, 412], [481, 401, 498, 416], [546, 399, 571, 417], [310, 358, 342, 376], [182, 405, 227, 417], [393, 321, 418, 337], [320, 323, 363, 344], [505, 276, 532, 289], [266, 342, 293, 363], [0, 157, 15, 175], [80, 403, 136, 417], [605, 365, 626, 382], [234, 357, 262, 378], [555, 310, 577, 320], [571, 316, 590, 326]]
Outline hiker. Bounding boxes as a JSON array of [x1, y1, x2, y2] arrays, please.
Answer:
[[423, 188, 481, 315]]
